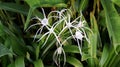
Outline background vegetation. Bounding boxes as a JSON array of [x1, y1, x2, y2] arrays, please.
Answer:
[[0, 0, 120, 67]]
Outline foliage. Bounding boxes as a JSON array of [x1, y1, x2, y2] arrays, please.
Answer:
[[0, 0, 120, 67]]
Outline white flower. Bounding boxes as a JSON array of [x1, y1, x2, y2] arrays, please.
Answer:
[[75, 31, 84, 40], [41, 18, 48, 26], [76, 20, 91, 44], [53, 46, 66, 67], [76, 20, 85, 28], [26, 8, 92, 66], [59, 11, 91, 55], [37, 25, 63, 48], [26, 8, 58, 41], [75, 31, 84, 55], [58, 14, 75, 40]]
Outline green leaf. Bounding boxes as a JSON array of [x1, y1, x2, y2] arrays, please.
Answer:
[[81, 53, 91, 61], [101, 0, 120, 50], [99, 44, 109, 67], [41, 39, 56, 57], [35, 45, 40, 60], [66, 56, 83, 67], [89, 13, 98, 58], [34, 59, 44, 67], [0, 2, 28, 15], [0, 22, 27, 56], [5, 36, 26, 56], [112, 0, 120, 7], [87, 12, 100, 67], [0, 44, 12, 57], [63, 45, 80, 53], [24, 7, 34, 30], [105, 46, 120, 67], [79, 0, 89, 11], [15, 57, 25, 67], [25, 0, 40, 8], [25, 0, 67, 8], [8, 62, 15, 67]]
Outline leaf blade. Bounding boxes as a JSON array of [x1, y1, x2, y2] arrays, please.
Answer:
[[66, 56, 83, 67], [101, 0, 120, 50], [15, 57, 25, 67], [34, 59, 44, 67]]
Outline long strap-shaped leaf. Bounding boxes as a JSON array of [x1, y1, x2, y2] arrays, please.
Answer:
[[0, 2, 28, 15], [66, 56, 83, 67], [34, 59, 44, 67], [112, 0, 120, 7], [101, 0, 120, 51], [15, 57, 25, 67], [0, 44, 12, 57]]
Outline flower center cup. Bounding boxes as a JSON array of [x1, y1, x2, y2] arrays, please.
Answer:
[[75, 31, 84, 40], [41, 18, 48, 26]]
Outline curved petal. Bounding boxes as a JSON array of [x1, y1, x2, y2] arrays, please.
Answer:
[[26, 23, 41, 32]]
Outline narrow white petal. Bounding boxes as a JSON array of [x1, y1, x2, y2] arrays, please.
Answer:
[[26, 23, 41, 32]]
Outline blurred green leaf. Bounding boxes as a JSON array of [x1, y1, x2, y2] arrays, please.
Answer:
[[79, 0, 89, 11], [99, 44, 109, 67], [0, 44, 12, 57], [15, 57, 25, 67], [81, 53, 91, 61], [0, 2, 28, 15], [35, 45, 40, 60], [101, 0, 120, 50], [112, 0, 120, 7], [89, 13, 98, 58], [87, 12, 100, 67], [8, 62, 15, 67], [0, 22, 27, 56], [34, 59, 44, 67], [5, 37, 26, 56], [25, 0, 67, 8], [66, 56, 83, 67], [41, 38, 56, 58], [63, 45, 80, 53], [109, 46, 120, 67], [24, 7, 34, 30], [104, 46, 120, 67], [25, 0, 40, 8]]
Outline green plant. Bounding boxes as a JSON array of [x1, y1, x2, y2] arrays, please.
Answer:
[[0, 0, 120, 67]]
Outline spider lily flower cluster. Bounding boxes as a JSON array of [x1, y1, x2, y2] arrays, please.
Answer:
[[26, 8, 91, 66]]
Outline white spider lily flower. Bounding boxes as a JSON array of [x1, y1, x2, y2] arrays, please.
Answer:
[[76, 20, 85, 28], [75, 20, 91, 44], [75, 31, 84, 55], [58, 11, 83, 37], [41, 18, 48, 26], [26, 8, 92, 66], [53, 46, 66, 67], [48, 9, 71, 29], [57, 46, 62, 54], [26, 8, 58, 41], [27, 13, 65, 48], [70, 12, 91, 44], [59, 11, 91, 55], [74, 28, 91, 55], [37, 25, 62, 48], [75, 31, 84, 40], [58, 14, 75, 39]]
